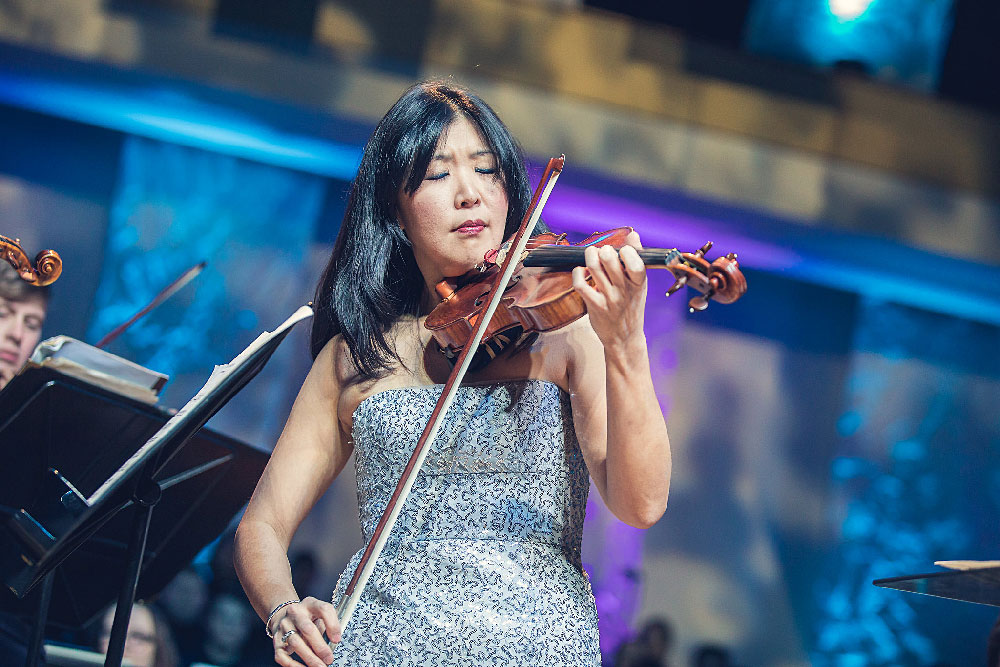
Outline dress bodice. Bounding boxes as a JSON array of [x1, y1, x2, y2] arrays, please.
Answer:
[[331, 379, 600, 666], [350, 379, 589, 565]]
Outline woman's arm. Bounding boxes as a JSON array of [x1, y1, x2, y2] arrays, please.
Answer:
[[234, 339, 351, 667], [566, 231, 671, 529]]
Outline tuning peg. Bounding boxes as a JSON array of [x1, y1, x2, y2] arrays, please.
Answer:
[[695, 241, 714, 259], [688, 288, 715, 313], [666, 275, 688, 297]]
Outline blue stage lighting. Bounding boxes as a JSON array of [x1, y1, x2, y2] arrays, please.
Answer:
[[828, 0, 875, 21]]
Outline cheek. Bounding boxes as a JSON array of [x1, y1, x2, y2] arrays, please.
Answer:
[[20, 331, 42, 359], [487, 183, 508, 213], [483, 184, 509, 231], [405, 196, 446, 237]]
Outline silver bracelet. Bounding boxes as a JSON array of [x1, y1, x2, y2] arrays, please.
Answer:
[[265, 599, 300, 638]]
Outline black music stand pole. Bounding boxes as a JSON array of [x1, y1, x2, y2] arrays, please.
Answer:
[[24, 572, 55, 667], [102, 477, 161, 667]]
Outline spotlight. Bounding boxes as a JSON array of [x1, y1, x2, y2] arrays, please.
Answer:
[[828, 0, 874, 20]]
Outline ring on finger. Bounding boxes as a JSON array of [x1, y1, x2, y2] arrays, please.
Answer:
[[281, 629, 297, 645]]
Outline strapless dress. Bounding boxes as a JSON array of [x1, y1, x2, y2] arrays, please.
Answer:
[[330, 379, 600, 665]]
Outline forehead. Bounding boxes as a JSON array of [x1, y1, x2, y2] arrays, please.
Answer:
[[129, 606, 156, 632], [0, 295, 48, 317], [102, 604, 155, 632], [434, 116, 491, 154]]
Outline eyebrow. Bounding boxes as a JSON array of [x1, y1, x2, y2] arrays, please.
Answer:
[[431, 149, 496, 161]]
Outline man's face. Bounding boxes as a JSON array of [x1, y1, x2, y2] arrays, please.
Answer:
[[0, 294, 46, 389]]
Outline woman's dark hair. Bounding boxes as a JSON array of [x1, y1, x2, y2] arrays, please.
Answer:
[[311, 80, 536, 379]]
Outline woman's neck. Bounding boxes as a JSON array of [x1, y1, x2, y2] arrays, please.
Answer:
[[419, 282, 438, 316]]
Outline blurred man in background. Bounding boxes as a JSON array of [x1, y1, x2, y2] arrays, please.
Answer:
[[0, 261, 49, 391]]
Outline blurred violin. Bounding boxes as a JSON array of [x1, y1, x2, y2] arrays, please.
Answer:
[[1, 234, 62, 286], [425, 227, 747, 360]]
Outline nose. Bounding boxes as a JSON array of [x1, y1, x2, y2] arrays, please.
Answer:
[[453, 169, 481, 209], [3, 316, 25, 344]]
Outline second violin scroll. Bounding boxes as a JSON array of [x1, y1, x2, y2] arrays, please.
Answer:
[[425, 226, 747, 360], [1, 235, 62, 286]]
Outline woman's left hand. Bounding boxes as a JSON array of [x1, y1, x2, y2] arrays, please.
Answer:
[[571, 230, 647, 352]]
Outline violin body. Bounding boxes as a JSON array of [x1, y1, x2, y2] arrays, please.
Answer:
[[425, 231, 579, 359], [425, 227, 747, 359]]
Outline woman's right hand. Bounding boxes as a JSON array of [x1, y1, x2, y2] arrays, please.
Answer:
[[269, 597, 342, 667]]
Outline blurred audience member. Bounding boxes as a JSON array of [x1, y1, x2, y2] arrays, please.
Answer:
[[0, 260, 49, 390], [691, 643, 731, 667], [189, 592, 255, 666], [638, 616, 674, 665], [987, 611, 1000, 667], [172, 531, 271, 665], [158, 566, 209, 665], [208, 531, 243, 597], [613, 616, 674, 667], [96, 603, 179, 667], [290, 548, 319, 595], [617, 648, 664, 667]]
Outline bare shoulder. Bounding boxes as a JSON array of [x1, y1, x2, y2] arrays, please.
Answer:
[[309, 333, 372, 388], [323, 334, 358, 388], [300, 336, 338, 391]]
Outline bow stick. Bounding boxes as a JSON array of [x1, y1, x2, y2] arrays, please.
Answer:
[[335, 155, 566, 628], [94, 262, 206, 349]]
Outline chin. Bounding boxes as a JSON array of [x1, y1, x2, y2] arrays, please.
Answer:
[[440, 259, 479, 279]]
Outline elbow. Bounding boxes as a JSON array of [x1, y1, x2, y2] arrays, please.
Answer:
[[633, 502, 667, 530], [620, 495, 668, 530]]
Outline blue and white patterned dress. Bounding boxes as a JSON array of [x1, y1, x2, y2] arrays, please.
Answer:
[[331, 379, 600, 665]]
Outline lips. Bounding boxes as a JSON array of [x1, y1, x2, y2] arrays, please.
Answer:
[[455, 219, 487, 235], [0, 350, 18, 364]]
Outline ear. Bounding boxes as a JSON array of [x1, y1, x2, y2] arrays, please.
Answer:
[[391, 222, 411, 246]]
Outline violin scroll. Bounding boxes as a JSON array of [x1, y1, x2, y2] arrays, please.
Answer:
[[1, 234, 63, 286], [665, 241, 746, 313]]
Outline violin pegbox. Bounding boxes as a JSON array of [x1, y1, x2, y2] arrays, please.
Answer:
[[665, 241, 746, 313]]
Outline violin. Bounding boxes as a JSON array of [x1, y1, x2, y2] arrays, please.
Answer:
[[1, 234, 62, 286], [425, 226, 747, 359]]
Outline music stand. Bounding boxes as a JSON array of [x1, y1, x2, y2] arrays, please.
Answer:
[[0, 306, 310, 666], [874, 565, 1000, 607]]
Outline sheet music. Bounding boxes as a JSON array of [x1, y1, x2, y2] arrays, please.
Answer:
[[935, 560, 1000, 571], [86, 305, 313, 506], [29, 336, 169, 403]]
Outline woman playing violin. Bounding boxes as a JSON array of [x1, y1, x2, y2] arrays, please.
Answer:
[[234, 80, 671, 667]]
